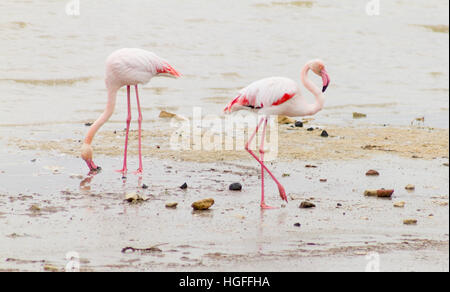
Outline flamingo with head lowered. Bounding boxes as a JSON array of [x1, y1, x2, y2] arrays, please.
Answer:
[[224, 59, 330, 209], [81, 48, 181, 174]]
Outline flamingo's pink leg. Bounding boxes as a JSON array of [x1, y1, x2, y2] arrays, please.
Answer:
[[116, 85, 131, 174], [259, 118, 276, 209], [245, 117, 287, 205], [134, 85, 143, 175]]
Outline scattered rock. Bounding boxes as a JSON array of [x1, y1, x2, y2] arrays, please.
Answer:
[[180, 182, 188, 189], [299, 201, 316, 209], [159, 110, 186, 121], [43, 264, 59, 272], [84, 122, 93, 127], [443, 163, 449, 167], [305, 164, 317, 168], [294, 121, 303, 127], [282, 173, 290, 177], [353, 112, 367, 119], [192, 198, 215, 210], [364, 189, 394, 198], [277, 115, 296, 124], [125, 193, 149, 203], [377, 189, 394, 198], [306, 127, 314, 131], [403, 219, 418, 225], [293, 223, 301, 227], [394, 201, 406, 208], [142, 184, 148, 189], [319, 178, 327, 182], [365, 169, 380, 176], [320, 130, 329, 137], [337, 203, 342, 207], [29, 205, 41, 212], [121, 245, 163, 254], [165, 202, 178, 209], [405, 184, 415, 191], [229, 183, 242, 191]]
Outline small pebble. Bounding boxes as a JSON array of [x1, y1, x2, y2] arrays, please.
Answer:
[[320, 130, 329, 137], [192, 198, 214, 210], [294, 121, 303, 127], [307, 127, 314, 131], [299, 201, 316, 209], [229, 183, 242, 191], [394, 201, 406, 208], [293, 223, 301, 227], [403, 219, 418, 225], [84, 122, 93, 127], [180, 182, 188, 189], [365, 169, 380, 176], [165, 202, 178, 209], [405, 184, 415, 191], [142, 184, 148, 189]]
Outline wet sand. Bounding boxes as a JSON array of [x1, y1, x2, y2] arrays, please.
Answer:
[[0, 127, 448, 272]]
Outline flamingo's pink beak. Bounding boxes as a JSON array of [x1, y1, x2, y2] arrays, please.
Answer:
[[321, 69, 330, 93], [163, 64, 182, 78], [85, 160, 101, 172]]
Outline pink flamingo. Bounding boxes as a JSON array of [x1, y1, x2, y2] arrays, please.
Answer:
[[81, 48, 181, 174], [224, 59, 330, 209]]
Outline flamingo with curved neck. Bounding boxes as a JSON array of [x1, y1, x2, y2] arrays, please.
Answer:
[[81, 48, 181, 174], [224, 59, 331, 209]]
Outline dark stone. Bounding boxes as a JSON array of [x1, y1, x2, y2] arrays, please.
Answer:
[[320, 130, 329, 137], [337, 203, 342, 207], [84, 122, 93, 127], [229, 183, 242, 191], [180, 182, 188, 189], [299, 201, 316, 208], [307, 127, 314, 131], [142, 184, 148, 189], [293, 223, 301, 227], [295, 121, 304, 127]]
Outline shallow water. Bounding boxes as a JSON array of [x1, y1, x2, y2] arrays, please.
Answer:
[[0, 0, 449, 137]]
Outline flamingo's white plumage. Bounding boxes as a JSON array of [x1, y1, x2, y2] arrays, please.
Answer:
[[81, 48, 181, 175], [224, 59, 330, 209]]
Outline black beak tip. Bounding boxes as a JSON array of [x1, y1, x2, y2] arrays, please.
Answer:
[[322, 85, 328, 93]]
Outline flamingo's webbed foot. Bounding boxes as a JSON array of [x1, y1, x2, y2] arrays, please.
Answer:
[[260, 202, 278, 210]]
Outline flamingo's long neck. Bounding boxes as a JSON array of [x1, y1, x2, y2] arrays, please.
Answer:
[[300, 64, 324, 115], [84, 87, 117, 145]]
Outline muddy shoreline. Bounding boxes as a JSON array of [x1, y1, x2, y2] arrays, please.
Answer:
[[0, 145, 448, 271]]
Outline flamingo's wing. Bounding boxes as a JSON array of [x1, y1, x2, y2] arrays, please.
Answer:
[[224, 77, 299, 112]]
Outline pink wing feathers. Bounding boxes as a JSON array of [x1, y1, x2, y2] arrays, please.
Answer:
[[224, 77, 299, 112]]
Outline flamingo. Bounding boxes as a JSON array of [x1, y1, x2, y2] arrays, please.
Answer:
[[224, 59, 330, 209], [81, 48, 181, 174]]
